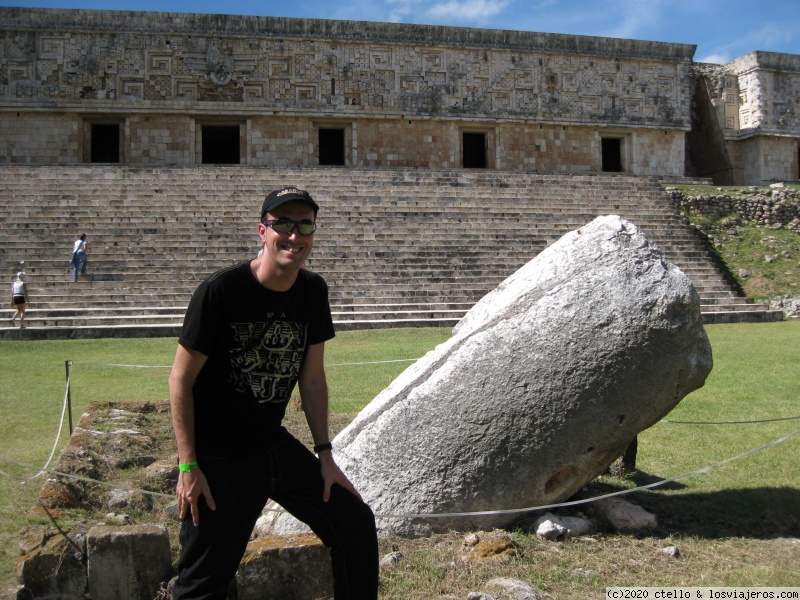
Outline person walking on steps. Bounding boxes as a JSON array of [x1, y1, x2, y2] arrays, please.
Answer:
[[71, 234, 88, 282], [11, 271, 28, 329], [169, 186, 379, 600]]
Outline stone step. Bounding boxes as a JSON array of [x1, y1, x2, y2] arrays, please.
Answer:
[[695, 288, 750, 300], [0, 304, 468, 339], [700, 301, 765, 311], [0, 165, 779, 337], [702, 310, 785, 324], [3, 308, 468, 329], [13, 305, 781, 335]]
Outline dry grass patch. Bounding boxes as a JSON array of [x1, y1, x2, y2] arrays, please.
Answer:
[[374, 526, 800, 599]]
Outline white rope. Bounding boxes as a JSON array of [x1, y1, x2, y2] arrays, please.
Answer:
[[373, 428, 800, 519], [326, 358, 418, 367], [1, 429, 797, 520], [662, 416, 800, 425], [65, 360, 800, 428], [0, 455, 174, 500], [69, 361, 171, 369], [14, 365, 73, 482], [69, 359, 419, 368], [5, 360, 795, 521]]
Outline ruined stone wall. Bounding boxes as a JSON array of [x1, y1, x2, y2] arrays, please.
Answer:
[[498, 124, 593, 172], [732, 52, 800, 135], [689, 54, 800, 184], [356, 119, 455, 169], [631, 129, 685, 175], [0, 7, 696, 174], [667, 186, 800, 229], [0, 112, 81, 164], [695, 52, 800, 139], [725, 140, 745, 185], [128, 114, 194, 165], [248, 116, 314, 167], [733, 135, 800, 185], [696, 64, 742, 135]]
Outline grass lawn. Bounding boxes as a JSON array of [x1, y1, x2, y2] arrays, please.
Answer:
[[1, 322, 798, 597]]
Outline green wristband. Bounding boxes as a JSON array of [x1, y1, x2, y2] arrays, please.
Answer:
[[179, 461, 199, 472]]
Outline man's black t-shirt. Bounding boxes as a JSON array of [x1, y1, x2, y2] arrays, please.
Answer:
[[179, 262, 335, 456]]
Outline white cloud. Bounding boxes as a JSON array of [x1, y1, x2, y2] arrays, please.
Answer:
[[749, 22, 797, 49], [600, 0, 667, 40], [695, 52, 732, 65], [386, 3, 413, 22], [497, 0, 671, 41], [383, 0, 427, 23], [425, 0, 512, 23], [380, 0, 512, 26]]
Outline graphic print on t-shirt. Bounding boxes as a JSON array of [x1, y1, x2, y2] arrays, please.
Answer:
[[228, 318, 309, 404]]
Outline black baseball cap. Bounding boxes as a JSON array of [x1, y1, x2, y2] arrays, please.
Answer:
[[261, 186, 319, 220]]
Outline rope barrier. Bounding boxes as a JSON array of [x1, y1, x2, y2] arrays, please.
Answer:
[[10, 367, 73, 483], [2, 429, 798, 520], [326, 358, 418, 367], [65, 359, 800, 426], [661, 416, 800, 425], [373, 428, 800, 519], [1, 358, 796, 522], [69, 361, 171, 369], [0, 455, 174, 500], [68, 358, 419, 369]]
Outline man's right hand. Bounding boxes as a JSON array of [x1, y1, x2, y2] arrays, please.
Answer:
[[176, 468, 216, 527]]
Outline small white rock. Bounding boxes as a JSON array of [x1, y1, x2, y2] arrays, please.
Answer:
[[661, 545, 680, 558]]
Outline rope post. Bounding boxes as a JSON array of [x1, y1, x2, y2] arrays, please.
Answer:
[[65, 360, 73, 435]]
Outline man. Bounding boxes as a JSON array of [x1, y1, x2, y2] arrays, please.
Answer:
[[169, 186, 379, 600]]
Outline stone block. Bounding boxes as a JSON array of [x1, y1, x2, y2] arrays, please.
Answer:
[[236, 534, 333, 600], [17, 527, 87, 600], [86, 524, 172, 600]]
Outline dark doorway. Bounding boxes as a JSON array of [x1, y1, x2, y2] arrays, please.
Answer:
[[601, 138, 623, 172], [90, 123, 120, 163], [463, 132, 487, 168], [202, 125, 240, 164], [319, 128, 345, 166]]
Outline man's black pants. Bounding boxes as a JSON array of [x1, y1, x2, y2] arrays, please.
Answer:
[[173, 430, 379, 600]]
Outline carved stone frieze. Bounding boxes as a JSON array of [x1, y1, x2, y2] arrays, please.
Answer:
[[0, 7, 695, 128]]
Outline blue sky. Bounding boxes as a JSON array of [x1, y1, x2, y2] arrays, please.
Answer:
[[2, 0, 798, 64]]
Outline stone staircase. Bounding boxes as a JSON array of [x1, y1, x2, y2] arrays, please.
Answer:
[[0, 166, 783, 339]]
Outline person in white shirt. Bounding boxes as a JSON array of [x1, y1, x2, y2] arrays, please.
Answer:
[[71, 234, 89, 282], [11, 271, 27, 328]]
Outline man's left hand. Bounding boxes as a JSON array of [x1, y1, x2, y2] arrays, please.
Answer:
[[319, 453, 362, 502]]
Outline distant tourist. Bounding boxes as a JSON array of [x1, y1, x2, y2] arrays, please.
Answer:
[[10, 271, 27, 328], [71, 234, 88, 282]]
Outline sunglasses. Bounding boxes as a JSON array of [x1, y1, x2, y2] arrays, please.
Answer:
[[262, 218, 317, 236]]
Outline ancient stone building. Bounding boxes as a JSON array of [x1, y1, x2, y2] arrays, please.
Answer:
[[693, 52, 800, 184], [0, 7, 798, 184]]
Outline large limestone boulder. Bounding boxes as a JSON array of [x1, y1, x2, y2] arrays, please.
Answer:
[[269, 215, 713, 537]]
